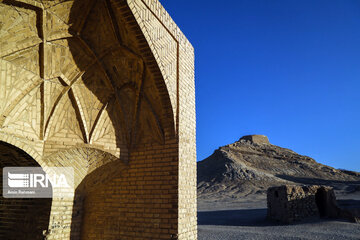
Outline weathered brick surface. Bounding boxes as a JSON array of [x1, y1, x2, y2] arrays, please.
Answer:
[[0, 0, 196, 239], [267, 185, 339, 223], [127, 1, 197, 238], [79, 139, 178, 240]]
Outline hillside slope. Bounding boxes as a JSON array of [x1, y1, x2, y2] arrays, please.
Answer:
[[198, 135, 360, 200]]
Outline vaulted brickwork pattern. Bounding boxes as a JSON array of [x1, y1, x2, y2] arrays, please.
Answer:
[[0, 0, 196, 239]]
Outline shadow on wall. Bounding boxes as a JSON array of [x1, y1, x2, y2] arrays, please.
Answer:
[[65, 0, 176, 239], [65, 0, 174, 152], [0, 0, 178, 238]]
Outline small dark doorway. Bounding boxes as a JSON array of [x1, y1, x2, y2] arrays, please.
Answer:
[[315, 188, 327, 217], [0, 141, 52, 240]]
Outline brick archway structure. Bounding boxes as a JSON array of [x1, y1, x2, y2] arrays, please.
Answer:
[[0, 0, 196, 239], [0, 141, 52, 240]]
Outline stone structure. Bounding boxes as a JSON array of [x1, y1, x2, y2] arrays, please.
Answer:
[[0, 0, 196, 239], [267, 185, 339, 223], [239, 135, 270, 145]]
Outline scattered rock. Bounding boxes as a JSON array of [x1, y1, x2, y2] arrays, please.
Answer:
[[198, 135, 360, 201]]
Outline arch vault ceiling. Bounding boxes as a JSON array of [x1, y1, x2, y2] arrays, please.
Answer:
[[0, 0, 174, 156]]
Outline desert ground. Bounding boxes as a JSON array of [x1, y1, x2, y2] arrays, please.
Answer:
[[197, 136, 360, 239], [198, 192, 360, 240]]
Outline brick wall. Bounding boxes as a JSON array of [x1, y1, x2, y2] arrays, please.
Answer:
[[79, 138, 178, 239], [267, 185, 338, 223], [0, 142, 52, 240], [0, 0, 196, 239], [128, 1, 197, 238]]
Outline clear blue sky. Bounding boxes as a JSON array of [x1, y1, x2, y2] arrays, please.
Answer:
[[160, 0, 360, 172]]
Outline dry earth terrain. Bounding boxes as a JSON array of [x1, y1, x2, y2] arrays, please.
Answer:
[[197, 135, 360, 240]]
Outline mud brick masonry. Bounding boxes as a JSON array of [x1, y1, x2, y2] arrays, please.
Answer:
[[0, 0, 197, 239], [267, 185, 341, 223]]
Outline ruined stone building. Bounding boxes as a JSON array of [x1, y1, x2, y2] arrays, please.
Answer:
[[267, 185, 340, 223], [0, 0, 197, 239]]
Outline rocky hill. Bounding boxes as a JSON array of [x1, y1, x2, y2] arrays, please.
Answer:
[[197, 135, 360, 201]]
